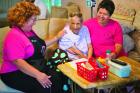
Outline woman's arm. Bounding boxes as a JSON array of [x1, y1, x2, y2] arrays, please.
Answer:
[[87, 43, 93, 59], [45, 30, 64, 46], [115, 43, 122, 55], [14, 59, 52, 88], [112, 22, 123, 58], [45, 36, 58, 47], [110, 43, 122, 58], [67, 46, 88, 59]]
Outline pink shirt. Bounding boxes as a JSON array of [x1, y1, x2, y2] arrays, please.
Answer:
[[84, 18, 126, 58], [0, 26, 34, 73]]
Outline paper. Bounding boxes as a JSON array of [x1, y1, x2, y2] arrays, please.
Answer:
[[67, 58, 88, 70]]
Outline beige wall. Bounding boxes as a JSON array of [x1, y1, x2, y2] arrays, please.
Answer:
[[62, 0, 140, 21], [61, 0, 96, 20], [97, 0, 140, 11]]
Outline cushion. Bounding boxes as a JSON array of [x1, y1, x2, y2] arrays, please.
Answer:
[[0, 26, 10, 58], [128, 51, 140, 62], [136, 39, 140, 55], [33, 19, 49, 39], [131, 31, 140, 54], [51, 6, 68, 18], [123, 34, 135, 53], [48, 18, 67, 37], [47, 18, 67, 50], [120, 23, 135, 34], [112, 4, 136, 26], [131, 30, 140, 41], [133, 11, 140, 30]]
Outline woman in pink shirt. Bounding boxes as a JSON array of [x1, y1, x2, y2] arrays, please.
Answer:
[[0, 1, 63, 93], [84, 0, 126, 59]]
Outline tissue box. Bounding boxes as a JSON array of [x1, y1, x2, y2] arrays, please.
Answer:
[[108, 60, 131, 77]]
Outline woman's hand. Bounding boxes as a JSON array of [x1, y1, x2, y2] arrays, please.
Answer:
[[110, 52, 117, 59], [45, 30, 65, 46], [36, 72, 52, 88], [14, 59, 52, 88]]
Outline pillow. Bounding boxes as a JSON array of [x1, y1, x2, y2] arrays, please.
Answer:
[[47, 18, 67, 50], [51, 6, 68, 18], [123, 34, 134, 53], [128, 51, 140, 62], [131, 31, 140, 54], [0, 26, 10, 57], [112, 4, 136, 26], [48, 18, 67, 37], [120, 23, 135, 34], [133, 11, 140, 30], [33, 19, 49, 39], [131, 31, 140, 41], [136, 39, 140, 55]]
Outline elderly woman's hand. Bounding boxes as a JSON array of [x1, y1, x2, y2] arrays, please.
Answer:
[[36, 72, 52, 88]]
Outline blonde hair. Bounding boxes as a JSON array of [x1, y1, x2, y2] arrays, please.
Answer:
[[69, 12, 83, 22], [7, 1, 40, 27]]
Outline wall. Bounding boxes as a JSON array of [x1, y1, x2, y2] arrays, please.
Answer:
[[0, 0, 97, 23], [61, 0, 96, 20], [96, 0, 140, 11], [0, 0, 21, 12], [0, 0, 21, 27]]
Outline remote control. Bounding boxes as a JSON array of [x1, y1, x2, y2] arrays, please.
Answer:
[[111, 59, 127, 66]]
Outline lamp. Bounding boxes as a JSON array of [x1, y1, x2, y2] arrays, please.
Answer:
[[86, 0, 96, 18]]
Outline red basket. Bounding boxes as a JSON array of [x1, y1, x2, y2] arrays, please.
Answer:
[[89, 58, 109, 80], [96, 64, 109, 80], [76, 62, 98, 82]]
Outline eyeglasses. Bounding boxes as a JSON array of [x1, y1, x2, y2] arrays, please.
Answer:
[[26, 16, 38, 23], [30, 16, 39, 21]]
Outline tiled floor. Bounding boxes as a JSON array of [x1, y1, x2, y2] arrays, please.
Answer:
[[136, 88, 140, 93], [72, 84, 140, 93]]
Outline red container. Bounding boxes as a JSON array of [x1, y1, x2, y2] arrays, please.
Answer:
[[76, 58, 109, 82], [89, 58, 109, 80], [96, 64, 109, 80], [76, 62, 98, 82]]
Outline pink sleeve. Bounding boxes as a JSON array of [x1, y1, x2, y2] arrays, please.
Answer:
[[83, 19, 91, 27], [114, 22, 123, 45], [4, 34, 26, 61]]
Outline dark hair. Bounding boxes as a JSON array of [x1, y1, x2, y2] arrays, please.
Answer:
[[97, 0, 115, 16], [69, 12, 83, 22], [23, 0, 35, 3]]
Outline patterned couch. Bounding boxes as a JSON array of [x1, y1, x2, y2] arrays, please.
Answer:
[[110, 0, 140, 62]]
